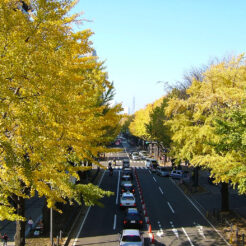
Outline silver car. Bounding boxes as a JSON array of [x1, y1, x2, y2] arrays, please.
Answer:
[[119, 229, 144, 246], [156, 166, 170, 177]]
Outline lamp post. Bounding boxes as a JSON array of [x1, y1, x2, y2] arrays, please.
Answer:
[[50, 206, 53, 246]]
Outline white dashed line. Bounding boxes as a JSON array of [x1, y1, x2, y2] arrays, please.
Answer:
[[153, 177, 157, 182], [159, 187, 164, 195], [113, 214, 117, 230], [170, 178, 230, 245], [167, 201, 175, 213]]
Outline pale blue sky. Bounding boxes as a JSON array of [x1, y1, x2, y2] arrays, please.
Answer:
[[72, 0, 246, 112]]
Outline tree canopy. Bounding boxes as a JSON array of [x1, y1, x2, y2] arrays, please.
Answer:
[[0, 0, 122, 223], [165, 54, 246, 194]]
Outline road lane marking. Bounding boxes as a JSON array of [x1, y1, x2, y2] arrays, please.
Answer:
[[73, 170, 106, 246], [157, 221, 164, 237], [170, 178, 230, 245], [194, 222, 206, 239], [159, 187, 164, 195], [148, 169, 151, 174], [113, 214, 117, 230], [170, 221, 179, 238], [116, 170, 121, 205], [153, 177, 157, 182], [182, 227, 194, 246], [167, 201, 175, 213]]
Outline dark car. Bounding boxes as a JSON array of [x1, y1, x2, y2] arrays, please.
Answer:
[[122, 159, 130, 169], [150, 162, 159, 173], [123, 208, 143, 229], [122, 168, 133, 179], [121, 181, 135, 194], [121, 174, 132, 182]]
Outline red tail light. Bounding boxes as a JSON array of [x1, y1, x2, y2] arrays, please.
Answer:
[[139, 220, 143, 224], [120, 203, 122, 206], [123, 220, 127, 224], [133, 203, 136, 206], [132, 189, 135, 193]]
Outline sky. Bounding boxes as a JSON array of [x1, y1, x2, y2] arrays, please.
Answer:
[[72, 0, 246, 112]]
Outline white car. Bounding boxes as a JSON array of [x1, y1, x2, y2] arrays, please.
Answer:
[[170, 170, 183, 179], [119, 229, 144, 246], [156, 166, 170, 177], [139, 150, 148, 159], [120, 192, 136, 209], [131, 152, 140, 160]]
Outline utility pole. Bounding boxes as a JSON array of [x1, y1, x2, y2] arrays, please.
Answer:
[[132, 97, 135, 114], [50, 207, 53, 246]]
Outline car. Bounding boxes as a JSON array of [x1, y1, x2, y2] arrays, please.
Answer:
[[120, 192, 136, 209], [121, 174, 132, 182], [131, 152, 140, 160], [119, 229, 144, 246], [156, 166, 170, 177], [145, 158, 158, 169], [122, 159, 130, 168], [122, 168, 133, 179], [121, 181, 135, 194], [170, 170, 183, 179], [123, 208, 143, 229], [139, 150, 148, 159]]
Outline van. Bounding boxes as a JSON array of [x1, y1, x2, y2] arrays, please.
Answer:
[[170, 170, 183, 179], [145, 158, 158, 169]]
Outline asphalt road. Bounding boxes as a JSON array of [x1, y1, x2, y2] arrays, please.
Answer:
[[70, 141, 230, 246]]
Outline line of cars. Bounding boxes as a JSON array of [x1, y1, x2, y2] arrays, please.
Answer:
[[145, 157, 190, 180], [118, 159, 144, 246]]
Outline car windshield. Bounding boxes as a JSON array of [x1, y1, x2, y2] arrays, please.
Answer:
[[160, 167, 168, 171], [126, 214, 140, 220], [122, 196, 134, 200], [122, 235, 141, 242]]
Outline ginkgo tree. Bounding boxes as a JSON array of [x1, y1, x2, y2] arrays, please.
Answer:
[[0, 0, 121, 245], [165, 55, 246, 210]]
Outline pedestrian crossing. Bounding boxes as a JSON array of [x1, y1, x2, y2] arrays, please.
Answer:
[[110, 166, 148, 170]]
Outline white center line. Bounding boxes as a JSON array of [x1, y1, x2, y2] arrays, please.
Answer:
[[148, 169, 151, 174], [182, 227, 194, 246], [113, 214, 117, 230], [153, 177, 157, 182], [159, 187, 164, 195], [116, 169, 121, 204], [167, 201, 175, 213]]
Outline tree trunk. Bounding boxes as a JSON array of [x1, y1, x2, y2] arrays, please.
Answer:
[[14, 196, 26, 246], [221, 182, 229, 211], [193, 167, 199, 187]]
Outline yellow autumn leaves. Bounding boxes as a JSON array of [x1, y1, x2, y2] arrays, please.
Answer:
[[129, 55, 246, 194], [0, 0, 121, 220]]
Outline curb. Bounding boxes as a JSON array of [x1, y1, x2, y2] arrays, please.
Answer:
[[62, 169, 104, 246]]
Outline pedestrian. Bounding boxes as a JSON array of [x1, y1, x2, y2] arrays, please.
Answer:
[[1, 233, 8, 246], [27, 217, 34, 231]]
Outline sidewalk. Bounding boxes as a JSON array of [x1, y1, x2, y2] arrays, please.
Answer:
[[0, 195, 45, 245]]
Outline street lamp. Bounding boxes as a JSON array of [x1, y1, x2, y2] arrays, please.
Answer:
[[50, 206, 53, 246]]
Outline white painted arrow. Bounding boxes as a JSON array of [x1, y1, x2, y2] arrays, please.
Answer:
[[156, 230, 164, 237]]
